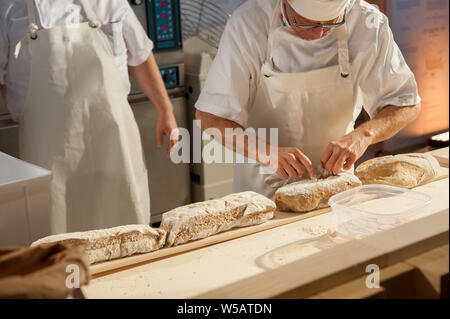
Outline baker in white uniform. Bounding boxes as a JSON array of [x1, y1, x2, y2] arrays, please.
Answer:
[[196, 0, 422, 199], [0, 0, 179, 233]]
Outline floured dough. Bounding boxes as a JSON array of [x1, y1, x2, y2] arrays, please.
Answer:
[[355, 153, 440, 188], [31, 225, 167, 264], [160, 191, 276, 247], [275, 173, 362, 212]]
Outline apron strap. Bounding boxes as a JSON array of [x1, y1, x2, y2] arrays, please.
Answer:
[[265, 0, 282, 67], [337, 24, 351, 78], [265, 0, 351, 77], [79, 0, 101, 28], [25, 0, 101, 40], [26, 0, 39, 39]]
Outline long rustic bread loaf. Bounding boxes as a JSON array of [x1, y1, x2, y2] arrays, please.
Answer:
[[160, 191, 276, 247], [31, 225, 166, 265], [355, 153, 440, 188], [275, 173, 362, 212]]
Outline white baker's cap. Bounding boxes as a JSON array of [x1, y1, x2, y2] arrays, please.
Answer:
[[289, 0, 348, 21]]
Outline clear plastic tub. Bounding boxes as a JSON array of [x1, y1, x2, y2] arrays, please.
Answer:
[[329, 185, 432, 239]]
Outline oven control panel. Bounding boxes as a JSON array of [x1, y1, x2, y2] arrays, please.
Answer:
[[146, 0, 182, 51], [160, 66, 179, 89]]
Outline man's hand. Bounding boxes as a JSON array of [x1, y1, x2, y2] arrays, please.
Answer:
[[321, 104, 421, 175], [196, 111, 315, 180], [129, 53, 181, 158], [156, 110, 179, 157], [321, 130, 373, 175], [264, 147, 315, 180]]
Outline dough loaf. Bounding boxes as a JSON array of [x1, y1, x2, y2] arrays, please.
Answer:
[[355, 153, 440, 188], [275, 173, 362, 212], [160, 191, 276, 247], [31, 225, 166, 264]]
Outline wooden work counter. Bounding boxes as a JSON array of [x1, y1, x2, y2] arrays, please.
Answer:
[[82, 148, 449, 299]]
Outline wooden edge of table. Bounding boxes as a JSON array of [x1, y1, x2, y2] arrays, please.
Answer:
[[310, 244, 449, 299], [193, 209, 449, 299], [90, 166, 449, 277], [307, 262, 416, 299]]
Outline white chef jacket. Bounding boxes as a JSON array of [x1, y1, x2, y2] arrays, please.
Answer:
[[0, 0, 154, 122], [195, 0, 421, 128]]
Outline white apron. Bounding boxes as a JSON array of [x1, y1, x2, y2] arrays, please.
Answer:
[[20, 0, 150, 234], [233, 0, 356, 200]]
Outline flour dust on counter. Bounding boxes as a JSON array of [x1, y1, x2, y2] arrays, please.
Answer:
[[301, 224, 331, 236], [83, 213, 336, 299]]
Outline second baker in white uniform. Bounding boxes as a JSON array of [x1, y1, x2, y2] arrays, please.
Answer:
[[196, 0, 422, 199], [0, 0, 179, 233]]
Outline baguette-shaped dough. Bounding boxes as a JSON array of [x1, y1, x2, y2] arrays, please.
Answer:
[[275, 173, 362, 212], [31, 225, 166, 264], [355, 153, 440, 188], [160, 191, 276, 247]]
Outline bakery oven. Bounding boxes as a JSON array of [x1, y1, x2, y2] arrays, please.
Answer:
[[128, 0, 191, 225]]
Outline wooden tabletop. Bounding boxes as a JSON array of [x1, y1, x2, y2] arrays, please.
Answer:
[[82, 149, 449, 299]]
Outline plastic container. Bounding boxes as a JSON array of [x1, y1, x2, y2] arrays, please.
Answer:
[[329, 185, 432, 239]]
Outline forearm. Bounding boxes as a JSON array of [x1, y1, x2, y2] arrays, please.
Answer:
[[321, 103, 421, 174], [354, 104, 421, 145], [196, 110, 272, 164], [129, 53, 173, 115]]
